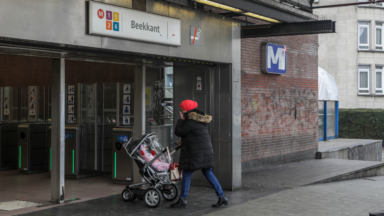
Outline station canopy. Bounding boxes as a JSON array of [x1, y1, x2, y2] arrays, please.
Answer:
[[318, 67, 339, 101]]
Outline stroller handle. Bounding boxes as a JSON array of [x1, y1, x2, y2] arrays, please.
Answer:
[[161, 142, 181, 154]]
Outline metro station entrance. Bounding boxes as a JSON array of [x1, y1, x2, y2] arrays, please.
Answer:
[[0, 51, 234, 213]]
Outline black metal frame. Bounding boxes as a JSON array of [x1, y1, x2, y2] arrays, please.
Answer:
[[242, 20, 336, 38], [313, 0, 384, 9]]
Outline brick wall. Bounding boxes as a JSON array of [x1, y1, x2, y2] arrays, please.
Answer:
[[241, 35, 319, 169], [0, 55, 134, 87]]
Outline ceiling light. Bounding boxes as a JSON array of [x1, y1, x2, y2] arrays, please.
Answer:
[[195, 0, 242, 13], [244, 12, 280, 23]]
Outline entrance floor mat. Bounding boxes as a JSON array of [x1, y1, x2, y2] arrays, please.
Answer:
[[0, 200, 44, 211]]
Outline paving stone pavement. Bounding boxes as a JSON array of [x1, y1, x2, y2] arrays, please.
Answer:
[[14, 159, 384, 216], [205, 176, 384, 216]]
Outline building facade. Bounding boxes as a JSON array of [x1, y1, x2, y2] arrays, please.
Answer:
[[0, 0, 322, 203], [315, 0, 384, 109]]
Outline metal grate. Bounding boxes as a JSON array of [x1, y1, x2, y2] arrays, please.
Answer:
[[242, 20, 336, 38], [0, 200, 44, 211]]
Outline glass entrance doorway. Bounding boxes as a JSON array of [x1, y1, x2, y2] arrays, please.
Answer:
[[145, 64, 174, 148]]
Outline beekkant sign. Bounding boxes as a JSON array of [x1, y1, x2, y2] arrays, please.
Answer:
[[89, 1, 181, 46]]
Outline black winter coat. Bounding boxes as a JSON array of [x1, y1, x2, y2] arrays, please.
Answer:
[[175, 109, 214, 171]]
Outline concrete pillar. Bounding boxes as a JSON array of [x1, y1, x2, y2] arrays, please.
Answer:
[[51, 58, 65, 203], [0, 87, 3, 122], [133, 64, 145, 183], [232, 21, 242, 190]]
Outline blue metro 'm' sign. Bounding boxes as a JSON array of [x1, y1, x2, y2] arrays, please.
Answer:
[[261, 43, 287, 75]]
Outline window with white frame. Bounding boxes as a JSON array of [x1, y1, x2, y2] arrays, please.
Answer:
[[376, 23, 383, 50], [359, 22, 370, 50], [358, 65, 370, 94], [376, 66, 384, 94]]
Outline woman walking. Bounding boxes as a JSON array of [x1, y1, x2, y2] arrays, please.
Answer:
[[170, 100, 228, 208]]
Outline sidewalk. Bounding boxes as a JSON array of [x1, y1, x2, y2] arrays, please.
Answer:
[[14, 158, 384, 216], [206, 175, 384, 216]]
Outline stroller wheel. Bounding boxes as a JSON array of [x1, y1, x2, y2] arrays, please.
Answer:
[[122, 189, 135, 202], [144, 188, 162, 208], [162, 184, 179, 201]]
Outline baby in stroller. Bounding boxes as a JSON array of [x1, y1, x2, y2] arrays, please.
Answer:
[[139, 143, 170, 172], [121, 133, 181, 208]]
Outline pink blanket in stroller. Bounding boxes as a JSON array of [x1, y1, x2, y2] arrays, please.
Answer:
[[140, 144, 170, 172]]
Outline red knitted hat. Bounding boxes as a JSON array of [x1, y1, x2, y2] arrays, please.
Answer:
[[179, 100, 198, 112]]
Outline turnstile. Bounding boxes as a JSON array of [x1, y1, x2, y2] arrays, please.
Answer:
[[0, 123, 19, 170], [49, 125, 82, 177], [112, 127, 133, 184], [64, 125, 83, 178], [18, 123, 50, 174]]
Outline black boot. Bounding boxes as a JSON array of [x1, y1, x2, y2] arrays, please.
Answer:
[[170, 198, 187, 208], [212, 196, 228, 207]]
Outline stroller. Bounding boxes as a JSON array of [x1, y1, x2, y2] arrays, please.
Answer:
[[121, 133, 181, 208]]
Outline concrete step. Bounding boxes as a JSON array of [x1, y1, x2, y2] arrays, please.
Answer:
[[243, 158, 384, 188], [306, 161, 384, 185], [317, 139, 383, 161]]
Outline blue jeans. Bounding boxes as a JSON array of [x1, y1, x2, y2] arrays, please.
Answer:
[[179, 168, 225, 199]]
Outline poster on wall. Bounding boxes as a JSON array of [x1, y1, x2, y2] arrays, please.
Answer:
[[145, 87, 151, 106]]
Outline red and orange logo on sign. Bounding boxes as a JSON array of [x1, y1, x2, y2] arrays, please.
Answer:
[[97, 9, 104, 19], [97, 8, 119, 32]]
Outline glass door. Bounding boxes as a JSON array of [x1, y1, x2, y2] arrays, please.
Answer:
[[145, 64, 174, 149], [100, 83, 117, 172], [80, 83, 98, 173]]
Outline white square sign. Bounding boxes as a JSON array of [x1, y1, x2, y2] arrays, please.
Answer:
[[68, 85, 75, 94], [29, 95, 36, 103], [68, 115, 75, 124], [123, 105, 130, 115], [29, 86, 37, 95], [123, 84, 131, 94], [4, 109, 9, 115], [68, 105, 75, 114], [123, 95, 131, 104], [123, 116, 130, 125], [68, 95, 75, 104]]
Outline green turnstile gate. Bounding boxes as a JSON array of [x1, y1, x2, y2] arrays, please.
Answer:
[[18, 123, 50, 174], [112, 127, 133, 184], [49, 125, 82, 177], [0, 123, 19, 170]]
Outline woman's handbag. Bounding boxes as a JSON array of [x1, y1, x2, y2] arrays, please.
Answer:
[[170, 162, 182, 183]]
